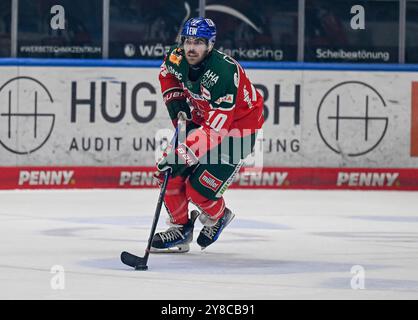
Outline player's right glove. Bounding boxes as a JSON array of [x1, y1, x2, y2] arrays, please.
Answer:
[[166, 99, 192, 123]]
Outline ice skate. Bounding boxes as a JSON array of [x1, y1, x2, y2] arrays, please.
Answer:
[[197, 208, 235, 250], [150, 210, 199, 253]]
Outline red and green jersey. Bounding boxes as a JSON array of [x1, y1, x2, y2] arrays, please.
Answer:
[[159, 45, 264, 157]]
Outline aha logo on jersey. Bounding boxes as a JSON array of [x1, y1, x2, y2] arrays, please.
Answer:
[[201, 69, 219, 88]]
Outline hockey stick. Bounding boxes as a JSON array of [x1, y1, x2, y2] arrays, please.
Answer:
[[121, 113, 187, 271]]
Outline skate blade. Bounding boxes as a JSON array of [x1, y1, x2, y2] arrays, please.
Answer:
[[225, 212, 235, 226], [198, 213, 235, 250], [150, 244, 190, 254], [190, 210, 200, 223]]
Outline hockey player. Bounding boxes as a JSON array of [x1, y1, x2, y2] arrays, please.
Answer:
[[152, 17, 264, 252]]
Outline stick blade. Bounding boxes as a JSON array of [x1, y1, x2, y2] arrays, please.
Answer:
[[120, 251, 148, 271]]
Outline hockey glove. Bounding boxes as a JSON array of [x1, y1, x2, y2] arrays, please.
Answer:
[[156, 143, 199, 178], [166, 99, 192, 122]]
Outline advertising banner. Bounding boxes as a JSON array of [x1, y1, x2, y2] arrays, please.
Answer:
[[0, 167, 417, 191], [1, 64, 418, 189]]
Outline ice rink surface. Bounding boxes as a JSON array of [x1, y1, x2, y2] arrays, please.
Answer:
[[1, 188, 418, 300]]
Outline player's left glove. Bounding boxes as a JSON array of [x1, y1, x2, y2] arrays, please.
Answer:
[[156, 143, 199, 178]]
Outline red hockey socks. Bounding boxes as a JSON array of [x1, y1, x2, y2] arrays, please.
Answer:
[[163, 176, 189, 225], [186, 181, 226, 221]]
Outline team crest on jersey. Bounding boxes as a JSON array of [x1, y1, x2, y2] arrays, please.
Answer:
[[215, 94, 234, 105], [200, 85, 211, 100], [169, 48, 183, 66]]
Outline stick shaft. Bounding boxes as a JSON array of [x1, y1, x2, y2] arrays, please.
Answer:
[[142, 169, 170, 263], [141, 114, 186, 265]]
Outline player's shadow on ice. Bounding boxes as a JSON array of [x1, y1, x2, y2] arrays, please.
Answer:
[[80, 253, 388, 275]]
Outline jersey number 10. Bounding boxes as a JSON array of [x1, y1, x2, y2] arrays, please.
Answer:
[[207, 111, 228, 132]]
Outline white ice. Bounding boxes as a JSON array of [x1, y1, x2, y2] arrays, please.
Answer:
[[1, 189, 418, 299]]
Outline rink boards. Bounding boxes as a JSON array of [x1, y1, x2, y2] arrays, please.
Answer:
[[1, 60, 418, 189], [1, 166, 418, 190]]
